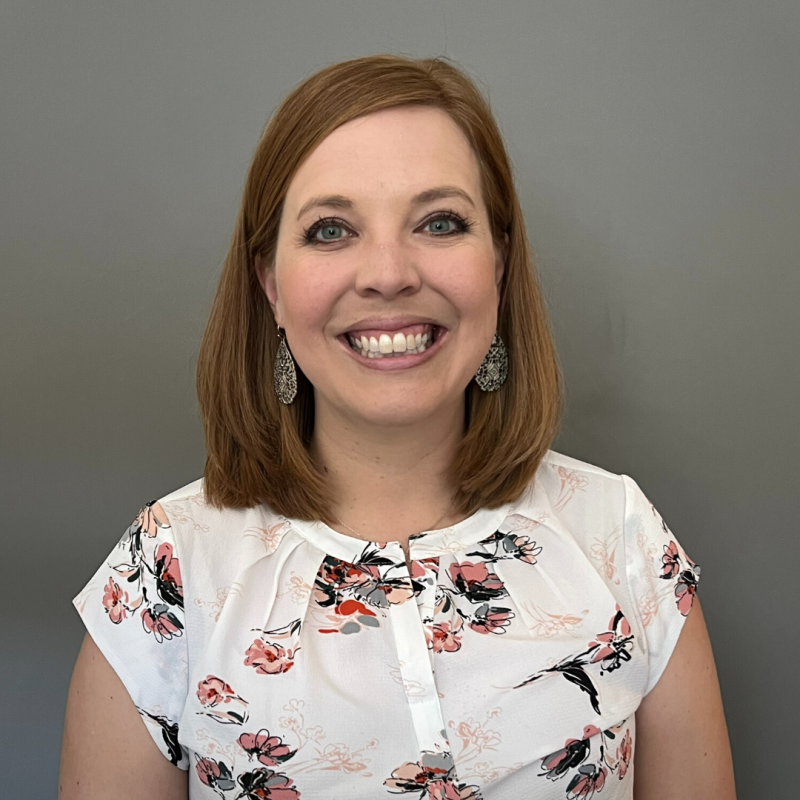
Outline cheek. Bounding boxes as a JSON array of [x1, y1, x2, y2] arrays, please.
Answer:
[[279, 267, 339, 333], [431, 251, 500, 317]]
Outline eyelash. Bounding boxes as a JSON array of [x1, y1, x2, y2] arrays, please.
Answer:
[[299, 209, 475, 247]]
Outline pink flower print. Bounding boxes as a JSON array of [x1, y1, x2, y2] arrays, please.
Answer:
[[384, 751, 481, 798], [196, 676, 249, 725], [195, 756, 236, 795], [411, 558, 440, 580], [617, 729, 632, 779], [319, 598, 380, 635], [102, 577, 130, 624], [315, 742, 369, 774], [137, 501, 168, 538], [237, 729, 297, 767], [566, 763, 607, 799], [354, 572, 417, 608], [588, 605, 633, 674], [539, 726, 600, 780], [509, 535, 542, 565], [427, 781, 463, 800], [675, 565, 700, 616], [660, 541, 700, 615], [244, 638, 297, 675], [235, 767, 301, 799], [448, 561, 507, 603], [430, 618, 463, 653], [469, 604, 514, 635], [141, 603, 184, 642], [555, 467, 589, 511], [472, 530, 543, 566], [154, 541, 184, 608], [197, 675, 237, 707], [313, 556, 372, 608], [319, 557, 371, 589], [661, 541, 681, 579]]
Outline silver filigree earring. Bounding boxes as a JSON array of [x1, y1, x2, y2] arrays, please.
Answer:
[[274, 325, 297, 404], [474, 332, 509, 391]]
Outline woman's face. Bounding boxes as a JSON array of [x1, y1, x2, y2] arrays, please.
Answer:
[[259, 105, 506, 429]]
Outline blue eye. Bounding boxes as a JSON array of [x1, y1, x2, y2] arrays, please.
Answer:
[[300, 210, 473, 247], [426, 217, 459, 234], [316, 224, 344, 241], [302, 218, 349, 245]]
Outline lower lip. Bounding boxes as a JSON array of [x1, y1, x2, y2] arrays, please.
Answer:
[[337, 330, 447, 371]]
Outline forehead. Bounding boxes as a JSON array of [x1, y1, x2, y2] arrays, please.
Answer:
[[284, 106, 483, 212]]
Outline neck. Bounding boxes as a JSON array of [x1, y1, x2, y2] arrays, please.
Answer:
[[310, 398, 465, 542]]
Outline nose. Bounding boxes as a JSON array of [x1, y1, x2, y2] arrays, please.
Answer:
[[353, 236, 422, 299]]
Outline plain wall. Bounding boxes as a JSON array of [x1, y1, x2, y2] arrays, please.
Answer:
[[2, 2, 798, 797]]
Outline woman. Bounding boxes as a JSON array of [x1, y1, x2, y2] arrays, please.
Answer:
[[60, 54, 735, 799]]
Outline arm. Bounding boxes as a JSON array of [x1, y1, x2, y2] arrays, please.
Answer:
[[633, 597, 736, 799], [59, 631, 189, 800]]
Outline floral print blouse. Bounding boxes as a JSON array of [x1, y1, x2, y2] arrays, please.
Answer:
[[72, 450, 700, 799]]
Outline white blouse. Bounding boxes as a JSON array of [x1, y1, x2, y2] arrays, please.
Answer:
[[73, 450, 700, 799]]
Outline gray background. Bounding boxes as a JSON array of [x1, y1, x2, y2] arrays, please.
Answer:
[[2, 1, 798, 797]]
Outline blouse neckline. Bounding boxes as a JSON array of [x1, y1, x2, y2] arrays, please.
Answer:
[[282, 503, 515, 564]]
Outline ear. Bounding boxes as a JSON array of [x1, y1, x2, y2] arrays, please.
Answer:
[[255, 253, 283, 326]]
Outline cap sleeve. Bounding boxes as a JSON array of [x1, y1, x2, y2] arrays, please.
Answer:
[[621, 475, 702, 696], [71, 501, 190, 769]]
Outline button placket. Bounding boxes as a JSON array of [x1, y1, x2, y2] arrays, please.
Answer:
[[388, 557, 450, 754]]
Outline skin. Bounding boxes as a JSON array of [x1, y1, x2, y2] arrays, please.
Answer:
[[59, 106, 736, 798]]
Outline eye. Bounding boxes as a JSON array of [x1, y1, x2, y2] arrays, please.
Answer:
[[299, 209, 474, 247], [301, 217, 352, 246], [421, 211, 474, 237]]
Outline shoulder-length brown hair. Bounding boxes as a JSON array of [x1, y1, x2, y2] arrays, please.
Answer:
[[197, 53, 562, 522]]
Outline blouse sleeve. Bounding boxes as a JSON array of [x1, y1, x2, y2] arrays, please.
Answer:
[[71, 501, 190, 769], [621, 475, 702, 696]]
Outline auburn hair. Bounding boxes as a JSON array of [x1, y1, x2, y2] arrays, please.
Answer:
[[196, 53, 563, 522]]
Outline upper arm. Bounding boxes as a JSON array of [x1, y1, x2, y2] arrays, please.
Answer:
[[59, 632, 189, 800], [633, 597, 736, 800], [61, 500, 190, 799]]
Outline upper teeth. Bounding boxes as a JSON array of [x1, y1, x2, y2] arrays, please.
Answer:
[[347, 329, 433, 358]]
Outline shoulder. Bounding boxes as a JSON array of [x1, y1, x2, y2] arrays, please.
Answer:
[[515, 449, 630, 519], [154, 477, 274, 535], [540, 449, 623, 482], [148, 477, 292, 597], [512, 450, 662, 563]]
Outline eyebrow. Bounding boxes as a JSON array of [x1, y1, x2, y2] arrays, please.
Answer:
[[296, 185, 476, 221]]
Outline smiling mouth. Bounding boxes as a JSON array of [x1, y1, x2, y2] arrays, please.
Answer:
[[344, 323, 444, 359]]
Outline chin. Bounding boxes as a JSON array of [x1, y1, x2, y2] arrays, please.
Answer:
[[337, 389, 460, 429]]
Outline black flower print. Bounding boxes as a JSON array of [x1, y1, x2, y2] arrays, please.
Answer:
[[102, 502, 185, 643], [515, 605, 635, 715], [468, 604, 514, 635], [195, 755, 236, 797], [539, 720, 633, 799], [469, 530, 543, 565], [660, 540, 701, 616], [237, 729, 297, 767], [138, 707, 183, 766], [429, 524, 542, 650], [384, 750, 482, 799], [430, 559, 517, 649], [234, 767, 301, 799], [447, 560, 508, 603], [312, 544, 425, 633], [539, 726, 598, 780], [586, 606, 634, 675]]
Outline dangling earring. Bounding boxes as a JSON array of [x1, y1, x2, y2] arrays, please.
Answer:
[[274, 324, 297, 404], [474, 332, 508, 391]]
